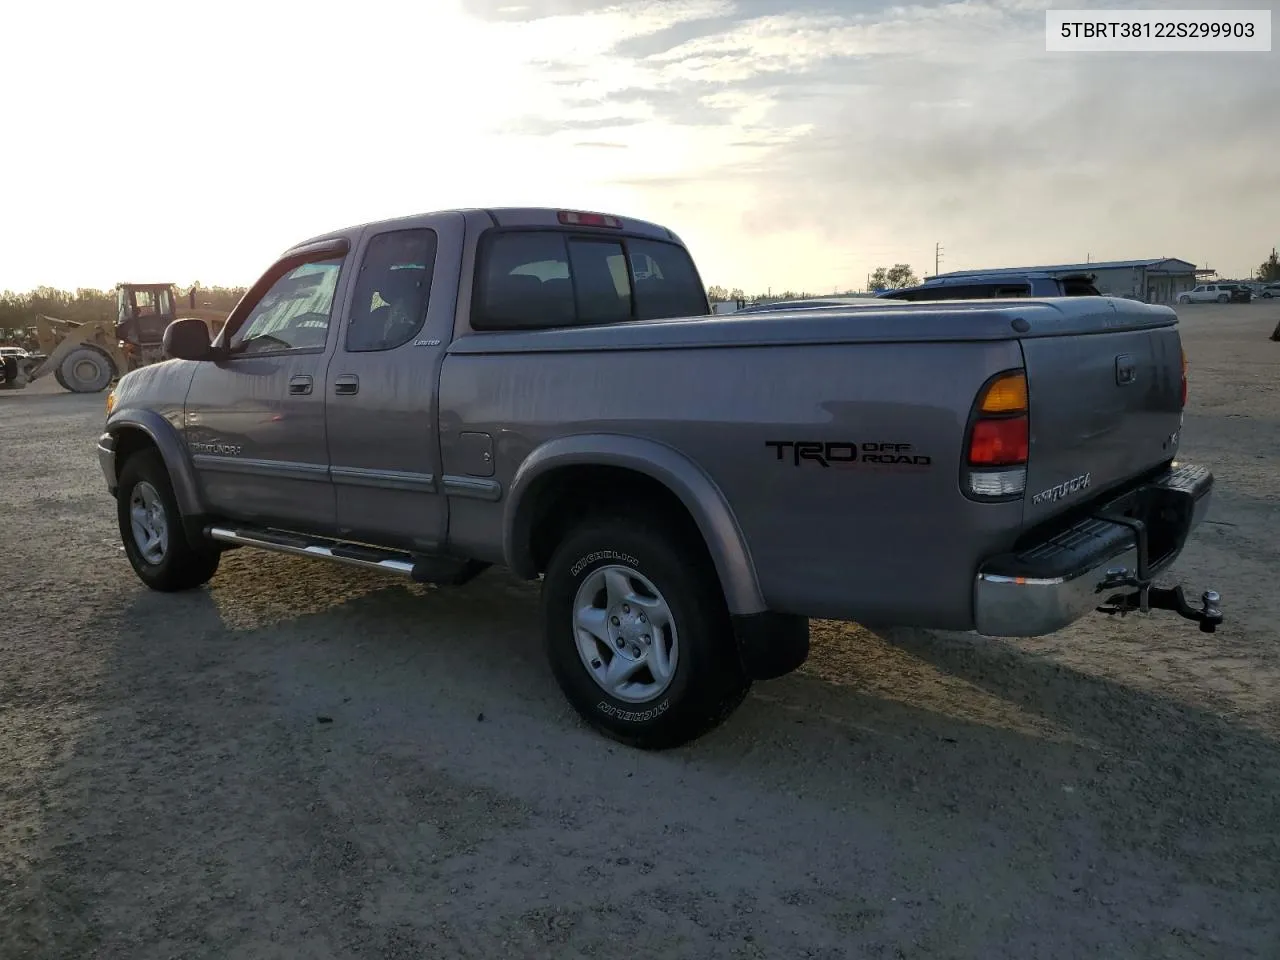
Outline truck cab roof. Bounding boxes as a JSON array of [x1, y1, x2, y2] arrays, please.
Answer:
[[288, 207, 682, 254]]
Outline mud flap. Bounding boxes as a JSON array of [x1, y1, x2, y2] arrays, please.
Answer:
[[731, 611, 810, 680]]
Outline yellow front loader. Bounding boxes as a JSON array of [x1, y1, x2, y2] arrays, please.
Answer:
[[6, 283, 227, 393], [27, 315, 130, 393]]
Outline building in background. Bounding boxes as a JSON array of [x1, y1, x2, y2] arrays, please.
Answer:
[[930, 258, 1209, 304]]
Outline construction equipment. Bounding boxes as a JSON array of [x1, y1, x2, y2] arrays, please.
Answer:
[[0, 283, 228, 393]]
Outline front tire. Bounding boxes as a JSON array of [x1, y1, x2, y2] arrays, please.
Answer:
[[117, 449, 220, 591], [1217, 294, 1230, 304], [542, 515, 750, 749], [59, 346, 115, 393]]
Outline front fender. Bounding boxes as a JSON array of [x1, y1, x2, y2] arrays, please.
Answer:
[[105, 407, 203, 517], [504, 433, 766, 616]]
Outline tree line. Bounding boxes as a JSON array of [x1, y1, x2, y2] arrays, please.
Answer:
[[4, 249, 1272, 345], [706, 264, 920, 303]]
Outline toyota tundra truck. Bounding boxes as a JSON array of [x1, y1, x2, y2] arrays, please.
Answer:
[[97, 207, 1223, 749]]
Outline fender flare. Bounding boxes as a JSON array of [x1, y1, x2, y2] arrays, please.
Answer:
[[105, 408, 204, 517], [504, 433, 766, 616]]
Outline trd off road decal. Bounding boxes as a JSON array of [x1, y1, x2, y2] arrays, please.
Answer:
[[764, 440, 931, 468]]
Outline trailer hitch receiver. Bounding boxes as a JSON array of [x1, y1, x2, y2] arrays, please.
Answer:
[[1098, 581, 1223, 633]]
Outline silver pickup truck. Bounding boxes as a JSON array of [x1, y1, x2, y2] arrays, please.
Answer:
[[98, 207, 1222, 748]]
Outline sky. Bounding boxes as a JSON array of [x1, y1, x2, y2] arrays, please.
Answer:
[[1, 0, 1276, 294]]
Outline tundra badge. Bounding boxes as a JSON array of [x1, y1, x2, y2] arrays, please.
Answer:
[[1032, 472, 1091, 505]]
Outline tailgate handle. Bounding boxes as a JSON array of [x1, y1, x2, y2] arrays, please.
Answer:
[[1115, 355, 1136, 385]]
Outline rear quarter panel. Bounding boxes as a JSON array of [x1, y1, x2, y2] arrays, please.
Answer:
[[439, 339, 1027, 629]]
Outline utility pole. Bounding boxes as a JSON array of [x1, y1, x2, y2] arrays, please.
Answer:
[[935, 242, 944, 277]]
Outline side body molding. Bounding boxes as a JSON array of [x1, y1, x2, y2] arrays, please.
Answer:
[[106, 407, 204, 517], [504, 434, 766, 616]]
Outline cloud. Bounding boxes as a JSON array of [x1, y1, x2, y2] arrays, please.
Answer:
[[476, 0, 1278, 285], [458, 0, 625, 21], [504, 115, 648, 136]]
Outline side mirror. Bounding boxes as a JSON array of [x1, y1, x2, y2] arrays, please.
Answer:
[[163, 317, 213, 361]]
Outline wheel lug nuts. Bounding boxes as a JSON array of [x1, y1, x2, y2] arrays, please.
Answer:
[[623, 605, 630, 614], [611, 616, 620, 626], [616, 638, 625, 649], [591, 658, 602, 669]]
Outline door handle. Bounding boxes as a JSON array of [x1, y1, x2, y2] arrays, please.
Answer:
[[333, 374, 360, 396], [288, 375, 313, 395], [1115, 355, 1137, 386]]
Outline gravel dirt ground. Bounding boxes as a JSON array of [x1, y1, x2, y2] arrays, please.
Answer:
[[2, 301, 1278, 959]]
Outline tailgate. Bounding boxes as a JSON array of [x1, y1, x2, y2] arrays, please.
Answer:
[[1019, 301, 1184, 526]]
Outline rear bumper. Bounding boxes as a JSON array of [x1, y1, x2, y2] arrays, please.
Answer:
[[98, 432, 117, 495], [974, 462, 1214, 637]]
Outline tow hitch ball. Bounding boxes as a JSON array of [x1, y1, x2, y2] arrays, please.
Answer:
[[1098, 581, 1224, 633]]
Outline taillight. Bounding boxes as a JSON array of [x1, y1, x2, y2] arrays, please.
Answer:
[[1180, 347, 1188, 408], [963, 369, 1029, 500], [969, 417, 1029, 465]]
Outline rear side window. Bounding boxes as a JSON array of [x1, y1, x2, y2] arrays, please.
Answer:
[[346, 228, 438, 352], [473, 230, 707, 330]]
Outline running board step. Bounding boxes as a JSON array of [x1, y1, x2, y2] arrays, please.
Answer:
[[205, 526, 490, 586]]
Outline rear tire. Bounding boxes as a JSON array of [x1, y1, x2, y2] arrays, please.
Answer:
[[59, 346, 115, 393], [1217, 293, 1229, 304], [117, 448, 220, 591], [541, 515, 750, 750]]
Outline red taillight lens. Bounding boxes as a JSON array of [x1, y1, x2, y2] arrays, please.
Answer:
[[968, 415, 1029, 466]]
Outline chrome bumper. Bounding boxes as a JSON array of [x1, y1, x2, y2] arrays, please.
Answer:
[[97, 432, 117, 495], [974, 463, 1214, 637]]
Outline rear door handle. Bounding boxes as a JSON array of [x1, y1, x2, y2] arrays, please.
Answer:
[[288, 375, 313, 395], [333, 374, 359, 396]]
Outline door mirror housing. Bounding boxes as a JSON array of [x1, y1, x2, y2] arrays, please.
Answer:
[[163, 317, 215, 361]]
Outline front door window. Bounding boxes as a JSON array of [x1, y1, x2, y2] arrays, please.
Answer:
[[230, 260, 343, 355]]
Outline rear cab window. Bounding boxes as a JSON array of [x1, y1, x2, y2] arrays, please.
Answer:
[[472, 229, 708, 330]]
